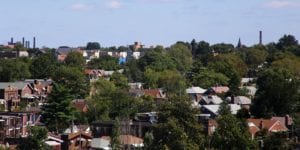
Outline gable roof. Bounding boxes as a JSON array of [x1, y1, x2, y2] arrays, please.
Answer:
[[201, 95, 223, 105], [211, 86, 229, 94], [143, 89, 165, 99], [0, 82, 31, 90], [226, 96, 251, 105], [186, 87, 206, 94], [247, 118, 288, 132], [201, 104, 241, 115]]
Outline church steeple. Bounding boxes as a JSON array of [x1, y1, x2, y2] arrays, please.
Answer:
[[237, 38, 242, 48]]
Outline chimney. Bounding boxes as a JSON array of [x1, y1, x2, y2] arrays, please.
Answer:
[[231, 95, 235, 104], [10, 37, 13, 44], [259, 120, 264, 129], [33, 37, 36, 49], [22, 37, 25, 47], [259, 31, 262, 45]]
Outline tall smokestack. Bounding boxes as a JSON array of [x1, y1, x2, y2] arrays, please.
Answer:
[[259, 31, 262, 45], [28, 41, 30, 48], [22, 37, 25, 47], [10, 37, 13, 44], [33, 37, 36, 49]]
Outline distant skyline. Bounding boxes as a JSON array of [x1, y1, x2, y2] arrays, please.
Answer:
[[0, 0, 300, 48]]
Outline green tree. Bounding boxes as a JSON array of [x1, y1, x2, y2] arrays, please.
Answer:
[[277, 34, 298, 50], [208, 61, 241, 94], [87, 78, 138, 122], [151, 97, 204, 149], [110, 72, 129, 90], [245, 48, 268, 69], [251, 67, 300, 118], [168, 43, 193, 73], [111, 118, 121, 150], [0, 59, 31, 82], [41, 84, 75, 133], [30, 52, 57, 78], [52, 65, 89, 98], [17, 126, 51, 150], [88, 78, 116, 122], [86, 42, 100, 50], [213, 53, 248, 77], [124, 59, 143, 82], [87, 55, 120, 70], [191, 67, 229, 88], [138, 47, 175, 72], [65, 51, 85, 68], [212, 102, 256, 149], [210, 43, 234, 53]]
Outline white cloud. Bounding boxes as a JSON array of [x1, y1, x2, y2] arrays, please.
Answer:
[[70, 3, 92, 11], [265, 0, 300, 9], [107, 0, 122, 9]]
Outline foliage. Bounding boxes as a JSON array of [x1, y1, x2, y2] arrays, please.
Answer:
[[244, 48, 268, 69], [168, 43, 193, 73], [263, 132, 292, 150], [0, 59, 31, 82], [17, 126, 51, 150], [213, 53, 248, 77], [86, 42, 100, 50], [212, 103, 256, 149], [138, 47, 175, 72], [65, 51, 85, 68], [87, 78, 138, 122], [271, 52, 300, 77], [30, 52, 57, 79], [87, 55, 120, 70], [124, 59, 143, 82], [190, 67, 229, 88], [52, 65, 89, 98], [251, 67, 300, 118], [277, 34, 298, 50], [111, 118, 121, 150], [210, 43, 234, 53], [41, 83, 75, 133], [151, 97, 204, 149], [143, 69, 186, 96], [208, 61, 241, 94], [110, 72, 129, 90]]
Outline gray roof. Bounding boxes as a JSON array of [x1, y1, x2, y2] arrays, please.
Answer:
[[201, 95, 223, 105], [201, 104, 241, 115], [0, 82, 30, 90]]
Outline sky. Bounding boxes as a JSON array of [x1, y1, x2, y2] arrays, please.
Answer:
[[0, 0, 300, 48]]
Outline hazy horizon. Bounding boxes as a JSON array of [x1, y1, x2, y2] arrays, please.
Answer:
[[1, 0, 299, 48]]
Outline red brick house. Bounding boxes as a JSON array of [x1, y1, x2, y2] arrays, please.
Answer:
[[247, 118, 288, 140]]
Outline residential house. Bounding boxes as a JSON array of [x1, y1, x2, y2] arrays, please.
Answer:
[[242, 86, 257, 97], [72, 99, 89, 113], [45, 134, 63, 150], [91, 135, 143, 150], [0, 82, 33, 111], [143, 89, 167, 104], [61, 131, 93, 150], [199, 95, 223, 105], [186, 87, 206, 106], [205, 86, 229, 95], [247, 118, 288, 140], [201, 104, 241, 118], [241, 78, 255, 86], [197, 114, 217, 136], [226, 96, 251, 109]]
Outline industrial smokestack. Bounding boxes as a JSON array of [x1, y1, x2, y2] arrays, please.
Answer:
[[33, 37, 36, 49], [22, 37, 25, 47], [259, 31, 262, 45], [10, 37, 13, 44]]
